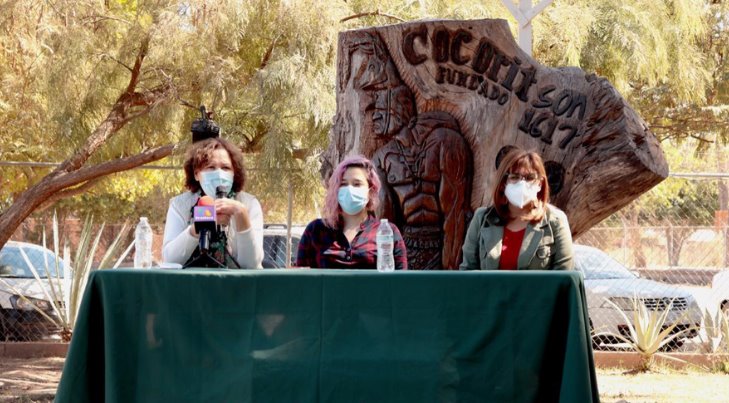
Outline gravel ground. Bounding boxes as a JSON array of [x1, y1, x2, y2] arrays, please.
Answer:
[[1, 357, 728, 402]]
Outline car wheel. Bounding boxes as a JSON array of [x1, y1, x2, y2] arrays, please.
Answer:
[[722, 301, 729, 318]]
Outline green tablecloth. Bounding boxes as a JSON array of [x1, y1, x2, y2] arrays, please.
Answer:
[[56, 269, 598, 403]]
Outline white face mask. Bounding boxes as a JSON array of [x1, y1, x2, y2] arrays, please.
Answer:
[[199, 169, 234, 198], [504, 180, 541, 209]]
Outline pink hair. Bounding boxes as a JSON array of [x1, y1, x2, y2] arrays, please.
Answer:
[[322, 155, 381, 229]]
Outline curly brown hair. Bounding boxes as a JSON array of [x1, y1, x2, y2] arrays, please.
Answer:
[[183, 138, 246, 193]]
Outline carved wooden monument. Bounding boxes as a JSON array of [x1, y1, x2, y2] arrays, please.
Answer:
[[322, 19, 668, 270]]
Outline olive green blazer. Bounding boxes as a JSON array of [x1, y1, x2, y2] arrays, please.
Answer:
[[459, 204, 574, 271]]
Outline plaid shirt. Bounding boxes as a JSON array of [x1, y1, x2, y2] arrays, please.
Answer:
[[296, 215, 408, 270]]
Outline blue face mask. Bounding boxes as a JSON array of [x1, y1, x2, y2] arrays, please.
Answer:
[[337, 185, 369, 215], [199, 169, 234, 198]]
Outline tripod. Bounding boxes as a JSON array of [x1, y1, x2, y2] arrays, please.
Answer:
[[182, 227, 241, 269]]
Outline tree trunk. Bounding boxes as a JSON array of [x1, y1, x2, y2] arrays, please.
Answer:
[[322, 20, 667, 269]]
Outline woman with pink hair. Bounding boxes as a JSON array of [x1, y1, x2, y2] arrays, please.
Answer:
[[296, 155, 407, 269]]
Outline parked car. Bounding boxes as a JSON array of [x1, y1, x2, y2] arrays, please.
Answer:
[[574, 244, 702, 350], [712, 270, 729, 316], [0, 241, 65, 341], [262, 224, 304, 268]]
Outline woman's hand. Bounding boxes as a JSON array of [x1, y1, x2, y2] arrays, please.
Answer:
[[215, 198, 251, 231]]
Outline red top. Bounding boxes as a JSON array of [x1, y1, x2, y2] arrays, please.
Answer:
[[499, 227, 526, 270]]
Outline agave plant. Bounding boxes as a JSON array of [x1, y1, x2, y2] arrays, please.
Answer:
[[699, 308, 729, 352], [0, 213, 131, 342], [596, 295, 696, 371], [698, 308, 729, 372]]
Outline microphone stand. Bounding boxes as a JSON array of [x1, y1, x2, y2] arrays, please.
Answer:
[[214, 228, 241, 269], [182, 228, 226, 269]]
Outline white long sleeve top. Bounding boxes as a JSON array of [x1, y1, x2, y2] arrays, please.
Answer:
[[162, 191, 264, 269]]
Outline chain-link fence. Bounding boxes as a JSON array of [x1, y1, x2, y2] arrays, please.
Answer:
[[0, 241, 66, 342], [2, 165, 729, 352], [577, 173, 729, 351], [0, 223, 306, 342]]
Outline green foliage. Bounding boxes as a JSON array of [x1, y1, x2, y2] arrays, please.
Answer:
[[0, 0, 727, 228], [639, 143, 719, 225]]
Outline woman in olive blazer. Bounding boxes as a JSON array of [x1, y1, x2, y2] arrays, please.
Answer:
[[460, 148, 574, 271]]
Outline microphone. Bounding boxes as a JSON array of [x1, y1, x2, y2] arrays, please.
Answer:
[[193, 195, 217, 253], [213, 186, 227, 248], [208, 186, 241, 269], [215, 185, 227, 200]]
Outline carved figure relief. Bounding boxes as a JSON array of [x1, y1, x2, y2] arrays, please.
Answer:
[[346, 32, 473, 270], [323, 20, 668, 268]]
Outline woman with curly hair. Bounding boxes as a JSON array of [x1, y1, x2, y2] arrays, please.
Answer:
[[162, 138, 263, 269]]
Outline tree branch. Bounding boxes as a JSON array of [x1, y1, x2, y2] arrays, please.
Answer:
[[56, 72, 171, 174], [0, 144, 178, 249], [97, 52, 133, 72], [340, 10, 405, 23], [52, 144, 178, 190], [260, 34, 281, 70], [126, 35, 150, 95], [83, 14, 133, 26], [240, 124, 268, 153], [36, 178, 104, 212]]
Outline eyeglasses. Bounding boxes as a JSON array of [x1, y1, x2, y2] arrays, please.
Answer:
[[506, 173, 540, 184]]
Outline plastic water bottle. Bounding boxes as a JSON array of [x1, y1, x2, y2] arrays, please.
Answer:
[[376, 219, 395, 272], [134, 217, 153, 268]]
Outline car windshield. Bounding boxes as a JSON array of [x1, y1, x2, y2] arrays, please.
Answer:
[[575, 248, 637, 280], [0, 245, 65, 278]]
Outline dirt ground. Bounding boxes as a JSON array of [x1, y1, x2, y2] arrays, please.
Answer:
[[2, 357, 729, 402], [0, 358, 63, 403], [598, 367, 729, 403]]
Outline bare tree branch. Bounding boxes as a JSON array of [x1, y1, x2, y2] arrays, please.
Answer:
[[97, 52, 133, 72], [0, 145, 177, 247], [240, 124, 268, 153], [83, 14, 133, 26], [260, 34, 281, 70], [51, 145, 178, 190], [340, 10, 405, 23], [125, 35, 150, 95], [36, 178, 104, 212]]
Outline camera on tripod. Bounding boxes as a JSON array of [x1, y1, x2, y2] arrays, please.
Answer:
[[191, 105, 221, 142]]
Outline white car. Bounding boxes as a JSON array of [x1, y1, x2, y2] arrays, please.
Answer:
[[262, 224, 304, 268], [0, 241, 65, 341], [712, 270, 729, 316], [574, 244, 702, 350]]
